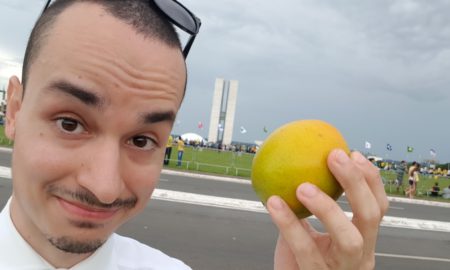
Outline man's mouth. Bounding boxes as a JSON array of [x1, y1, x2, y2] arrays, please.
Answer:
[[57, 197, 119, 220]]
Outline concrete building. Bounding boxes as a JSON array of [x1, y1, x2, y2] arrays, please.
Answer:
[[208, 78, 238, 145]]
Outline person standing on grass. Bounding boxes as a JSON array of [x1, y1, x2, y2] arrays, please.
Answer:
[[406, 162, 420, 199], [164, 134, 173, 165], [177, 136, 185, 166], [395, 160, 407, 192]]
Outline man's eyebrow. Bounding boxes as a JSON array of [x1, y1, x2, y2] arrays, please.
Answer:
[[47, 80, 102, 107], [141, 111, 176, 124]]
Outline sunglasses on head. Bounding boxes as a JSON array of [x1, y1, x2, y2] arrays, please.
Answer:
[[42, 0, 201, 58]]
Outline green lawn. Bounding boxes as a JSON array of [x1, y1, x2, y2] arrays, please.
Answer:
[[164, 146, 254, 177], [166, 146, 450, 201], [379, 169, 450, 201], [1, 127, 449, 201], [0, 125, 13, 147]]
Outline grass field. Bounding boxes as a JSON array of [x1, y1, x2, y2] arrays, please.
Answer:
[[164, 146, 450, 201], [1, 127, 449, 201], [0, 126, 13, 147], [163, 147, 254, 177]]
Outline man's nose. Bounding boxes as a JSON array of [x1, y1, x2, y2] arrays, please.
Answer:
[[77, 138, 125, 205]]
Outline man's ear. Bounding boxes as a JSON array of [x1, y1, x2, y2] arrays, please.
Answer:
[[5, 76, 24, 140]]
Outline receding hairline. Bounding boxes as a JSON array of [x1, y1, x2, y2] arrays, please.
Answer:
[[39, 1, 183, 53], [22, 0, 187, 96]]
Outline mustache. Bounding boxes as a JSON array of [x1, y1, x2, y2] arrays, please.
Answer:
[[47, 185, 138, 209]]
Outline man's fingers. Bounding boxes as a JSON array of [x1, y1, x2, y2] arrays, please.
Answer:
[[296, 183, 364, 267], [328, 150, 382, 235], [327, 150, 384, 269], [349, 151, 388, 269], [274, 234, 299, 270], [267, 195, 328, 269], [351, 151, 389, 217]]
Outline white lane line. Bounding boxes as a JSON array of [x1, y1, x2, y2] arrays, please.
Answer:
[[161, 169, 251, 185], [153, 189, 450, 233], [162, 169, 450, 208], [337, 200, 404, 210], [375, 252, 450, 263], [385, 206, 405, 210], [0, 166, 11, 179], [387, 196, 450, 208]]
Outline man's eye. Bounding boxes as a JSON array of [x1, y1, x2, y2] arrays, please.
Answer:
[[128, 136, 156, 150], [56, 117, 85, 134]]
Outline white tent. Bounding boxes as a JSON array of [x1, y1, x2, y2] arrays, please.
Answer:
[[181, 133, 205, 143], [367, 155, 383, 162]]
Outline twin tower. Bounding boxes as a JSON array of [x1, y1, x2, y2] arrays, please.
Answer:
[[208, 78, 238, 145]]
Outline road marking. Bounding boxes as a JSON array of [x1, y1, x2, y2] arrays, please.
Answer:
[[385, 206, 404, 210], [0, 166, 10, 179], [1, 166, 450, 232], [337, 200, 404, 210], [375, 253, 450, 263], [152, 189, 450, 233], [162, 169, 450, 208], [161, 169, 251, 185]]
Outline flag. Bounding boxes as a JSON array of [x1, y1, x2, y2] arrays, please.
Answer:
[[197, 121, 203, 129], [407, 146, 414, 152], [430, 149, 437, 157], [218, 123, 224, 132], [365, 141, 371, 149], [386, 144, 392, 151], [263, 126, 268, 133], [240, 126, 247, 134]]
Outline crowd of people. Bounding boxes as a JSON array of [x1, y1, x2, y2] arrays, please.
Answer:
[[393, 161, 450, 200]]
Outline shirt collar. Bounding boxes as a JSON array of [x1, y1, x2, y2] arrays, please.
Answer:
[[0, 197, 118, 270]]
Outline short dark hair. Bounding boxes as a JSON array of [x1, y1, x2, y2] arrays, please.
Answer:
[[22, 0, 182, 90]]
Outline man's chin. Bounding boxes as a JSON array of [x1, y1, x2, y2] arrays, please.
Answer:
[[48, 236, 105, 254]]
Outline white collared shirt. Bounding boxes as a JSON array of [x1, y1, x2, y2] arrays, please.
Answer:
[[0, 198, 191, 270]]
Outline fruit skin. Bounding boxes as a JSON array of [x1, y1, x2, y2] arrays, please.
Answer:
[[251, 120, 350, 219]]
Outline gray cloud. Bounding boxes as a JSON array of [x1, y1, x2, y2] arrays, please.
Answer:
[[1, 0, 449, 162]]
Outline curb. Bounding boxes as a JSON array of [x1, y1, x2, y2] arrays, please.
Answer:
[[161, 169, 250, 185], [0, 147, 12, 153], [1, 147, 448, 208], [161, 169, 450, 208]]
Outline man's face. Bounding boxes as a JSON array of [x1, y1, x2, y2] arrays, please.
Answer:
[[6, 3, 185, 254]]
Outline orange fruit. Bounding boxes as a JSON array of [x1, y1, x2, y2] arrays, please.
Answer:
[[251, 119, 350, 218]]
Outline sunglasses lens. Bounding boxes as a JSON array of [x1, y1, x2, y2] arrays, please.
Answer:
[[153, 0, 198, 34]]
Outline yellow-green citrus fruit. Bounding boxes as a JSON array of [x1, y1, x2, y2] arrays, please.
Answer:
[[251, 119, 350, 219]]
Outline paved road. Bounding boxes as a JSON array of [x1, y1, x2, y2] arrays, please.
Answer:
[[1, 149, 449, 270]]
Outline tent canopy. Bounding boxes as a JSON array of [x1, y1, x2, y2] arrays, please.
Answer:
[[181, 133, 205, 143]]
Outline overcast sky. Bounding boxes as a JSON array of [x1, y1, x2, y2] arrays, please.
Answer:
[[1, 0, 449, 163]]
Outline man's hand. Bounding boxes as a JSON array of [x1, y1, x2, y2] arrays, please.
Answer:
[[267, 150, 389, 270]]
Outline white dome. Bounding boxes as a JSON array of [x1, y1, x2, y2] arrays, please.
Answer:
[[181, 133, 205, 143]]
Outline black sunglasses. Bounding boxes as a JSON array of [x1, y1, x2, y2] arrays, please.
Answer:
[[41, 0, 201, 58]]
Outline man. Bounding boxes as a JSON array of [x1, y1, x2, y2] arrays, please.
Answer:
[[0, 0, 388, 269], [395, 160, 406, 192], [176, 136, 185, 166], [164, 134, 174, 165]]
